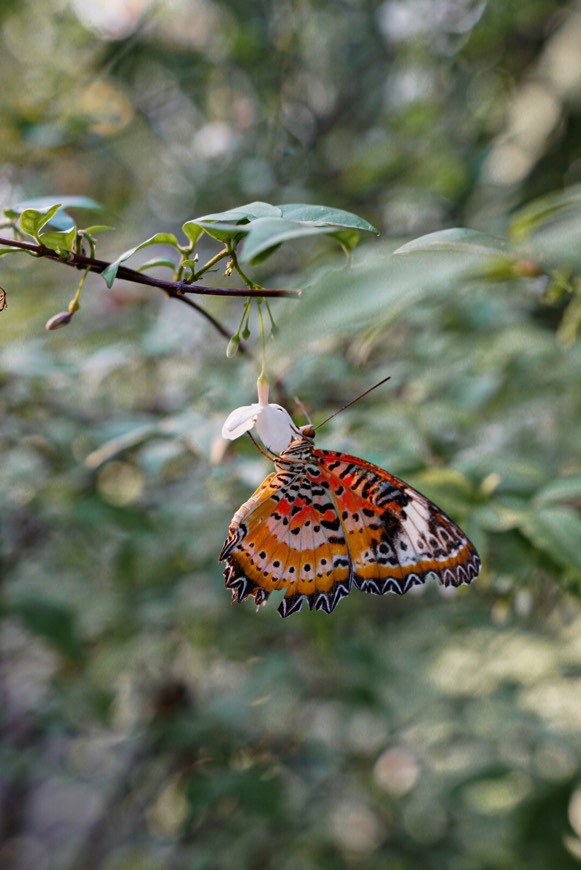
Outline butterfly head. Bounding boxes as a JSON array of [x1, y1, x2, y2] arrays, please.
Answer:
[[298, 424, 316, 441], [274, 423, 317, 467]]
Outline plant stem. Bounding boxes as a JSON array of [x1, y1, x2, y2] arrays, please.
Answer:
[[0, 236, 301, 299], [191, 246, 230, 279], [256, 299, 267, 380]]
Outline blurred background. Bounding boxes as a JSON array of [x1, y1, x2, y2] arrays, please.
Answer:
[[2, 1, 581, 868]]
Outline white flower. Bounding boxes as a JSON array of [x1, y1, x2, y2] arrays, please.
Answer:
[[222, 377, 297, 454]]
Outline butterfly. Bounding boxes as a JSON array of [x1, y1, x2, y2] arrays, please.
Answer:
[[220, 425, 480, 617]]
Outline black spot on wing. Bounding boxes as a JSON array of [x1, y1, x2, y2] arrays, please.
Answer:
[[320, 516, 342, 531]]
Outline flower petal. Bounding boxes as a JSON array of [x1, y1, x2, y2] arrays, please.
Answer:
[[221, 403, 261, 441], [255, 403, 296, 453]]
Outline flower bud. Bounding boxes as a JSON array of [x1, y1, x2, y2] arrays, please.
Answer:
[[226, 334, 240, 358], [45, 311, 73, 330]]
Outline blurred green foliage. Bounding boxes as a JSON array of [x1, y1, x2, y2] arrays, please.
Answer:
[[2, 1, 581, 868]]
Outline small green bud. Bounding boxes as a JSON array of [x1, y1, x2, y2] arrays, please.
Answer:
[[45, 311, 73, 330], [226, 334, 241, 358]]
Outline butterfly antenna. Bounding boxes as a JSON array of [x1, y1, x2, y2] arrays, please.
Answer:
[[315, 375, 392, 431]]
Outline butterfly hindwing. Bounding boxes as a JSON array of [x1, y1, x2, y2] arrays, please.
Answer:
[[220, 435, 480, 618], [315, 449, 480, 596]]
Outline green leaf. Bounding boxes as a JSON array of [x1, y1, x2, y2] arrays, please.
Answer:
[[534, 476, 581, 507], [137, 257, 177, 272], [8, 196, 104, 232], [273, 240, 495, 355], [12, 194, 103, 213], [508, 186, 581, 268], [509, 185, 581, 242], [239, 217, 338, 264], [186, 202, 377, 256], [101, 232, 180, 287], [394, 228, 521, 280], [11, 598, 84, 661], [82, 224, 114, 235], [19, 204, 64, 240], [473, 504, 525, 533], [38, 227, 77, 254], [196, 201, 282, 222], [526, 211, 581, 270], [394, 228, 510, 256], [0, 247, 32, 258], [279, 203, 379, 235], [187, 220, 250, 244], [518, 506, 581, 573], [182, 221, 205, 247]]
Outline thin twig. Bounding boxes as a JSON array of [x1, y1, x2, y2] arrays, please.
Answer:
[[0, 236, 301, 299]]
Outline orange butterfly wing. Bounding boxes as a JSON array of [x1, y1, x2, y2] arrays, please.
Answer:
[[220, 442, 480, 618], [314, 449, 480, 596]]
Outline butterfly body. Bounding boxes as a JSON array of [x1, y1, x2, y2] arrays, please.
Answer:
[[220, 427, 480, 617]]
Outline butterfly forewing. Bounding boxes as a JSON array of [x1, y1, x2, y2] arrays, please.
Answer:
[[220, 436, 480, 617]]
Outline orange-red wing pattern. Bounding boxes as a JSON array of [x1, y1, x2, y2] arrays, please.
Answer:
[[220, 433, 480, 618]]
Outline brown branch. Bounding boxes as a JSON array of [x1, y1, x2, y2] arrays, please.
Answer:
[[0, 236, 301, 299]]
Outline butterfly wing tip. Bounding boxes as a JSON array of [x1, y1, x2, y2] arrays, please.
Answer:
[[439, 552, 481, 588], [313, 583, 351, 613], [254, 588, 270, 610], [219, 525, 247, 563], [218, 538, 232, 562], [277, 594, 305, 618], [223, 558, 274, 612], [223, 561, 251, 603], [277, 584, 351, 617]]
